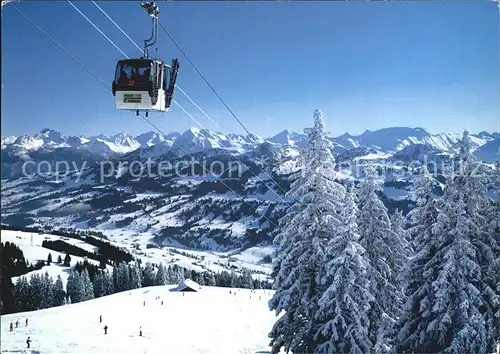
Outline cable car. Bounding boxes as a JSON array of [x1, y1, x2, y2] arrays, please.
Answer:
[[111, 2, 179, 117]]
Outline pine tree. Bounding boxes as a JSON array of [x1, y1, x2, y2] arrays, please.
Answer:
[[81, 269, 94, 301], [155, 263, 167, 286], [390, 208, 412, 257], [396, 161, 494, 352], [313, 187, 373, 353], [450, 131, 500, 350], [57, 254, 63, 264], [47, 253, 52, 266], [142, 262, 156, 287], [356, 164, 406, 352], [29, 273, 43, 309], [268, 109, 346, 354], [63, 253, 71, 267], [114, 262, 130, 292], [230, 271, 239, 288], [66, 271, 85, 303], [103, 270, 114, 296], [203, 272, 216, 286], [92, 271, 103, 298], [14, 276, 30, 312], [40, 272, 54, 308], [53, 275, 66, 306], [240, 269, 254, 289], [130, 263, 142, 289]]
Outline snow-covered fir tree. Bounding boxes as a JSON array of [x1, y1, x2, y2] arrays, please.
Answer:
[[142, 262, 156, 287], [394, 164, 441, 351], [114, 262, 130, 292], [268, 109, 346, 354], [314, 186, 373, 353], [203, 271, 216, 286], [92, 271, 105, 298], [53, 275, 66, 306], [240, 269, 254, 289], [40, 272, 54, 308], [66, 271, 85, 303], [81, 269, 94, 301], [396, 154, 498, 352], [356, 163, 406, 352], [155, 263, 167, 286], [130, 262, 143, 289], [390, 209, 412, 258], [451, 131, 500, 350]]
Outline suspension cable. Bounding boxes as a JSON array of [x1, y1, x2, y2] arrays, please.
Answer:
[[157, 20, 254, 138], [92, 1, 143, 54], [10, 2, 283, 231], [88, 1, 293, 201], [67, 1, 129, 58]]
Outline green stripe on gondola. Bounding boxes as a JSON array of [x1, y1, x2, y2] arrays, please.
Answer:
[[123, 93, 142, 103]]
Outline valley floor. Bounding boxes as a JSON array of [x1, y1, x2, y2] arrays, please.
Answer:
[[1, 285, 278, 354]]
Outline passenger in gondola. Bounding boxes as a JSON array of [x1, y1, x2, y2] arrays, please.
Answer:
[[139, 67, 151, 85], [120, 69, 129, 84]]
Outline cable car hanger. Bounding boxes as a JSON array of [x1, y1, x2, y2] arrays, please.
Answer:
[[141, 1, 159, 60]]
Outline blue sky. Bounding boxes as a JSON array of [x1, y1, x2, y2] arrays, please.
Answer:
[[2, 1, 499, 138]]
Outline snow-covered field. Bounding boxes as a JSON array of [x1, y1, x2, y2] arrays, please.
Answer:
[[2, 230, 111, 287], [1, 229, 273, 285], [1, 285, 279, 354]]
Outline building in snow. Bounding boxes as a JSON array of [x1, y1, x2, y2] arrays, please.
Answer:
[[170, 279, 200, 292]]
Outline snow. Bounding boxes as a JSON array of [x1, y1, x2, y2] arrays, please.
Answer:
[[1, 230, 109, 287], [1, 285, 280, 354], [171, 278, 201, 291], [354, 152, 392, 161]]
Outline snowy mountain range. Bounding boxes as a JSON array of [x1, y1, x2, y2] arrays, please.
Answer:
[[2, 126, 498, 160], [1, 126, 498, 255]]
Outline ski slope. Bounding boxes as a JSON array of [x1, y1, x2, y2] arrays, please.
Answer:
[[1, 285, 280, 354]]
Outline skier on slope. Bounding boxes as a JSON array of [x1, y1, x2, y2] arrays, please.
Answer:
[[99, 315, 102, 323], [104, 325, 108, 334], [9, 321, 13, 331], [26, 337, 32, 348], [139, 326, 142, 337], [25, 318, 28, 327]]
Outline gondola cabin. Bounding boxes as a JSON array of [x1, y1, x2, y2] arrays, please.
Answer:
[[112, 58, 179, 114]]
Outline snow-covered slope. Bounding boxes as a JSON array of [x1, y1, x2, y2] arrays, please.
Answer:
[[1, 229, 274, 282], [136, 131, 180, 148], [0, 285, 279, 353], [474, 138, 500, 163], [267, 129, 308, 147]]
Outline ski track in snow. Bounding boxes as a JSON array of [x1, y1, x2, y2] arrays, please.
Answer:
[[1, 285, 279, 354]]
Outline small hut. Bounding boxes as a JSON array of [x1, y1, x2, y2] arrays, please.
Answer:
[[170, 278, 200, 292]]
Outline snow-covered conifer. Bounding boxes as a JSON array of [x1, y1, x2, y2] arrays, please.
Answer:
[[40, 272, 54, 308], [155, 263, 167, 286], [394, 164, 441, 351], [81, 269, 94, 301], [142, 262, 156, 287], [203, 272, 216, 286], [314, 187, 373, 353], [451, 131, 500, 350], [356, 164, 406, 352], [130, 262, 142, 289], [53, 275, 66, 306], [396, 160, 495, 352], [268, 109, 346, 353]]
